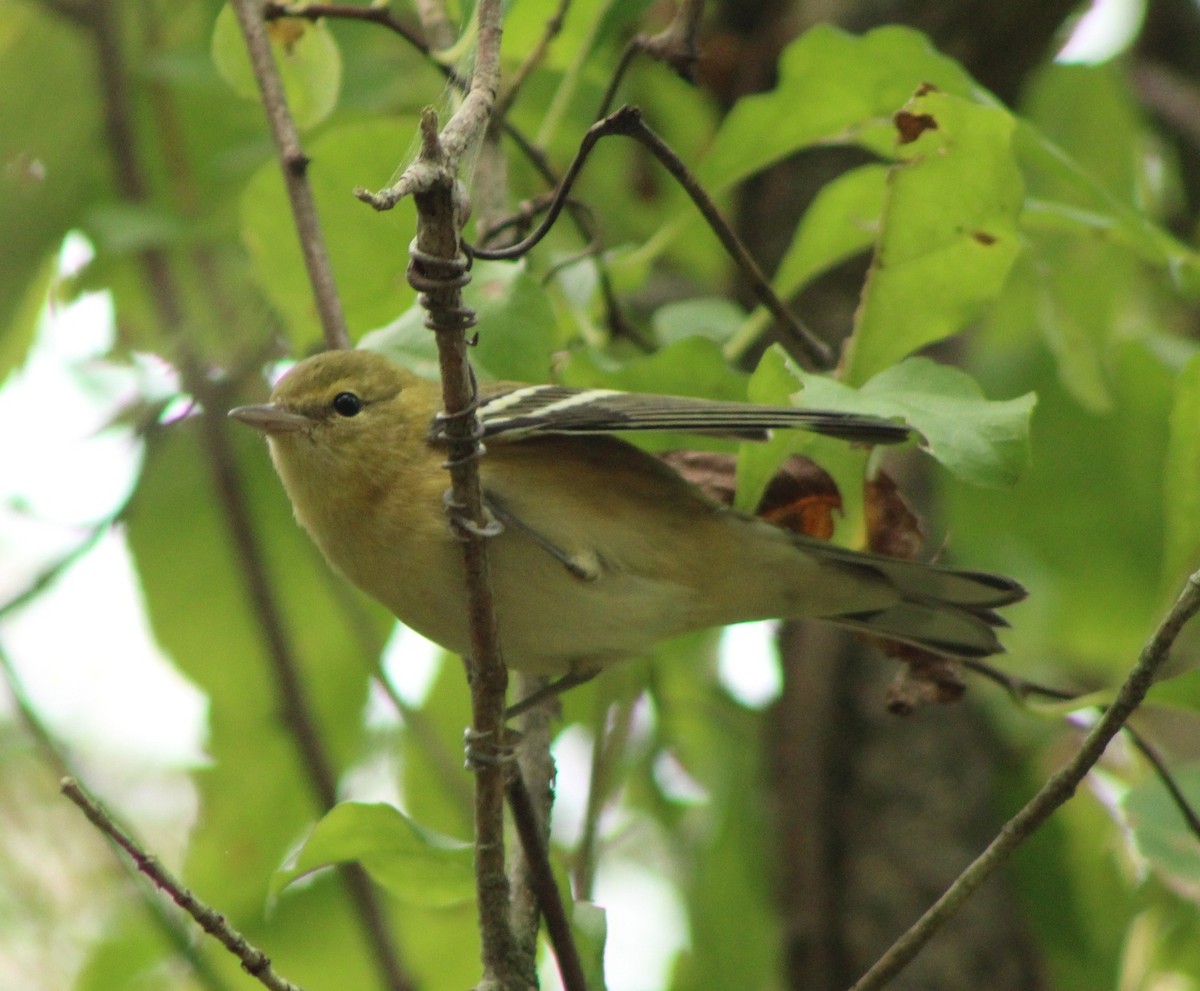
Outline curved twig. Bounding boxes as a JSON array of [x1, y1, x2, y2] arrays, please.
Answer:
[[471, 105, 834, 369]]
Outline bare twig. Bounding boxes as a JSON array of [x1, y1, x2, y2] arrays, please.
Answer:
[[0, 647, 236, 991], [62, 777, 305, 991], [359, 1, 523, 986], [264, 2, 429, 52], [850, 570, 1200, 991], [471, 105, 834, 369], [227, 0, 350, 350]]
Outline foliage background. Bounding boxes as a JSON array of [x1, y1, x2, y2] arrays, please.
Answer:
[[3, 0, 1200, 990]]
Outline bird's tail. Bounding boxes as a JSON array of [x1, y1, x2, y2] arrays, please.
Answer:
[[813, 545, 1025, 658]]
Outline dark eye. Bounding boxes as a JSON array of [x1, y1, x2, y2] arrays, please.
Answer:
[[332, 392, 363, 417]]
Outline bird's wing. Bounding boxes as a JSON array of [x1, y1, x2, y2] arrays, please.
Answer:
[[430, 383, 910, 445]]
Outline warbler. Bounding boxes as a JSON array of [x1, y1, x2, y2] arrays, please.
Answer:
[[229, 349, 1024, 681]]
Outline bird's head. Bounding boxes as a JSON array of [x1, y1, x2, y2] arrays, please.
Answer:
[[229, 349, 436, 511]]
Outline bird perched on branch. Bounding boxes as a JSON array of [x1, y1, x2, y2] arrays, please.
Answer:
[[230, 349, 1023, 686]]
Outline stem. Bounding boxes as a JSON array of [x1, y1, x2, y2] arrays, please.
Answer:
[[227, 0, 350, 350]]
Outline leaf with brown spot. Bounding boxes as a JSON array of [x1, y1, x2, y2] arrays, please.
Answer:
[[894, 109, 938, 144]]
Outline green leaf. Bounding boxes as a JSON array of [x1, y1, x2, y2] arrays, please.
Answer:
[[240, 118, 419, 347], [652, 297, 747, 347], [1123, 764, 1200, 900], [735, 346, 822, 514], [771, 163, 888, 299], [125, 415, 386, 915], [1147, 669, 1200, 713], [0, 4, 106, 341], [845, 88, 1024, 384], [699, 24, 982, 192], [1163, 352, 1200, 592], [791, 358, 1034, 488], [361, 260, 558, 382], [559, 337, 748, 401], [212, 4, 342, 130], [572, 901, 610, 991], [0, 251, 55, 382], [273, 802, 473, 907]]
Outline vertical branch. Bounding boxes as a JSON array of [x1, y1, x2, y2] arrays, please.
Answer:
[[227, 0, 350, 350], [360, 2, 521, 987]]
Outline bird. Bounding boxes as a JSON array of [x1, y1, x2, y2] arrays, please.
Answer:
[[229, 348, 1024, 688]]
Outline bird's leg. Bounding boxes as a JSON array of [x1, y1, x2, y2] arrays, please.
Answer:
[[485, 494, 601, 581], [463, 724, 521, 770]]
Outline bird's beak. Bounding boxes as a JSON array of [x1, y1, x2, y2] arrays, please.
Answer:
[[228, 403, 311, 435]]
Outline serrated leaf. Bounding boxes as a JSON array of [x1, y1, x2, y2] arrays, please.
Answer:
[[273, 802, 473, 907]]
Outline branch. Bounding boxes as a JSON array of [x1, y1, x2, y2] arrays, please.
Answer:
[[849, 569, 1200, 991], [506, 771, 589, 991], [356, 2, 522, 986], [227, 0, 350, 349], [61, 778, 305, 991], [264, 2, 429, 52], [470, 105, 834, 370]]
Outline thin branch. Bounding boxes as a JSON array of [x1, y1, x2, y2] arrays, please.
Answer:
[[849, 570, 1200, 991], [363, 1, 520, 985], [264, 2, 429, 52], [298, 0, 634, 341], [963, 658, 1200, 839], [228, 0, 350, 350], [471, 105, 834, 369], [506, 771, 589, 991], [0, 646, 239, 991], [61, 778, 305, 991]]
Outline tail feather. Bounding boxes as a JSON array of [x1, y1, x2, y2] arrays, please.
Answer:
[[832, 601, 1008, 658], [811, 543, 1025, 657]]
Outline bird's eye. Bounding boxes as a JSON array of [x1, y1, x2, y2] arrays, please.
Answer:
[[332, 392, 363, 417]]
